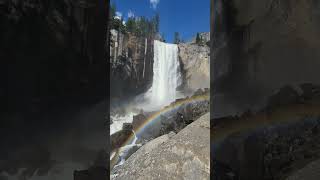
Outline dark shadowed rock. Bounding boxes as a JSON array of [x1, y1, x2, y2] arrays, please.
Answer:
[[212, 0, 320, 118], [212, 160, 239, 180], [286, 158, 320, 180], [74, 166, 108, 180], [122, 123, 133, 131], [266, 85, 300, 110], [213, 115, 320, 179], [111, 130, 133, 152], [300, 83, 320, 102]]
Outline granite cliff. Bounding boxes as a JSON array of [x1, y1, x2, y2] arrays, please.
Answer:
[[178, 37, 210, 93], [110, 29, 155, 102], [212, 0, 320, 118], [0, 0, 109, 179]]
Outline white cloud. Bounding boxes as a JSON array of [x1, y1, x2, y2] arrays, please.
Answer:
[[115, 11, 122, 19], [128, 10, 135, 18], [150, 0, 160, 9]]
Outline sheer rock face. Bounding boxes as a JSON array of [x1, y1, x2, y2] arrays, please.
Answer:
[[110, 30, 154, 101], [211, 0, 320, 117], [0, 0, 108, 178], [178, 43, 210, 92], [1, 0, 108, 112], [112, 113, 210, 180]]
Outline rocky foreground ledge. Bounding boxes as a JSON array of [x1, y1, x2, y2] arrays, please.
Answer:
[[111, 113, 210, 180], [212, 84, 320, 180]]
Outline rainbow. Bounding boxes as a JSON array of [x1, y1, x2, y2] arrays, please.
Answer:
[[122, 94, 210, 147]]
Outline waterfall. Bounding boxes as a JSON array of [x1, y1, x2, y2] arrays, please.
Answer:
[[110, 40, 182, 171], [146, 40, 182, 108]]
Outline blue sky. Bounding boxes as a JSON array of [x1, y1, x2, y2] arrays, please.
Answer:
[[110, 0, 210, 43]]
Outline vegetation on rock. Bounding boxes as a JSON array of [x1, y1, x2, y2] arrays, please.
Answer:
[[110, 3, 160, 37]]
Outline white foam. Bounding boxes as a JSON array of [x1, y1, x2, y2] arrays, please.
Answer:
[[110, 112, 136, 135], [144, 40, 182, 110]]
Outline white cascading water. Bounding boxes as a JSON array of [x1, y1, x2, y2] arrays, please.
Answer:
[[111, 40, 182, 135], [145, 40, 182, 109], [114, 130, 140, 168], [110, 40, 182, 172]]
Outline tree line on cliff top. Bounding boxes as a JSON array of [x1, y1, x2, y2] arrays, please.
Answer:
[[110, 3, 159, 37]]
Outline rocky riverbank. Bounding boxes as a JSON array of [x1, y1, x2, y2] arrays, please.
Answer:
[[112, 113, 210, 180], [110, 88, 209, 172]]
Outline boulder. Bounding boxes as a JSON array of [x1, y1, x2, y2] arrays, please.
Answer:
[[132, 113, 147, 130], [266, 85, 300, 110], [193, 89, 204, 96], [111, 130, 133, 152], [111, 113, 210, 180], [135, 99, 209, 143], [121, 145, 141, 161]]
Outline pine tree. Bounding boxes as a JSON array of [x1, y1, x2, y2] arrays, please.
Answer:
[[196, 33, 201, 44], [155, 13, 160, 33], [161, 32, 166, 42], [173, 32, 180, 44], [110, 3, 116, 19], [119, 17, 126, 33], [126, 17, 136, 33]]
